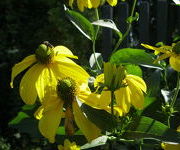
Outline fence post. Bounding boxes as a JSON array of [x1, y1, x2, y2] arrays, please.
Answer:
[[138, 1, 150, 44], [101, 5, 113, 62], [116, 2, 129, 48], [157, 0, 168, 43]]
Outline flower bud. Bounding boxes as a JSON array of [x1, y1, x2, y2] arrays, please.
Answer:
[[35, 43, 53, 64]]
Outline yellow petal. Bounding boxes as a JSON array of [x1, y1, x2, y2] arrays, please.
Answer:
[[11, 55, 36, 88], [126, 75, 147, 93], [94, 74, 104, 88], [53, 46, 78, 59], [154, 53, 172, 63], [141, 44, 168, 54], [107, 0, 117, 6], [53, 57, 90, 83], [169, 55, 180, 72], [20, 64, 44, 104], [77, 0, 85, 11], [161, 142, 180, 150], [72, 101, 101, 142], [69, 0, 74, 7], [115, 87, 131, 113], [39, 98, 63, 143], [35, 66, 57, 102], [34, 106, 44, 120], [128, 81, 144, 109], [177, 125, 180, 132], [90, 0, 100, 8]]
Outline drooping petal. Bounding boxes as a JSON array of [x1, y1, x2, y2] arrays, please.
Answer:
[[107, 0, 117, 6], [53, 46, 78, 59], [161, 142, 180, 150], [154, 53, 172, 63], [77, 0, 85, 11], [34, 106, 44, 120], [90, 0, 100, 8], [114, 87, 131, 113], [35, 66, 57, 102], [169, 55, 180, 72], [72, 101, 101, 142], [38, 98, 63, 143], [11, 55, 37, 88], [20, 64, 44, 104], [69, 0, 74, 7], [128, 81, 144, 109], [126, 75, 147, 93], [94, 74, 104, 88], [141, 44, 168, 54], [53, 57, 90, 83]]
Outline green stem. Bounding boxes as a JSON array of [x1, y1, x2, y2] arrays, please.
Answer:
[[167, 115, 171, 128], [112, 0, 137, 53], [92, 8, 101, 71], [170, 72, 180, 108]]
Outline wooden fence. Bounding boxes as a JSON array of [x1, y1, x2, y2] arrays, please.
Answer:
[[101, 0, 180, 61]]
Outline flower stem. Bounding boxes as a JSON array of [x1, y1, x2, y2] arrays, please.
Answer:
[[112, 0, 137, 53], [170, 72, 180, 108], [92, 8, 101, 71]]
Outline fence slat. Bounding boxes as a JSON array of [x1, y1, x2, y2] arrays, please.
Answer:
[[101, 5, 113, 62], [138, 1, 150, 43], [117, 2, 129, 48], [157, 0, 168, 43]]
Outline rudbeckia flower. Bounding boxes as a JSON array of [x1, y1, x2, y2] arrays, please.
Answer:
[[58, 139, 80, 150], [161, 126, 180, 150], [80, 63, 146, 116], [11, 42, 89, 105], [68, 0, 117, 11], [141, 42, 180, 72], [34, 77, 101, 143]]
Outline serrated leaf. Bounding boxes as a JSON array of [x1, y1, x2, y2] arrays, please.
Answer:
[[8, 112, 30, 125], [124, 116, 180, 143], [92, 19, 122, 38], [110, 48, 162, 69], [65, 8, 95, 40]]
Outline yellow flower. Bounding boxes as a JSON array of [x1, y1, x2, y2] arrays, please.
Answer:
[[58, 139, 80, 150], [81, 73, 147, 116], [161, 125, 180, 150], [34, 78, 101, 143], [68, 0, 117, 11], [141, 42, 180, 72], [11, 42, 89, 105]]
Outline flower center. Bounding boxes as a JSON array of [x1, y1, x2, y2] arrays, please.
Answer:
[[172, 41, 180, 54], [57, 78, 77, 108], [35, 41, 53, 64]]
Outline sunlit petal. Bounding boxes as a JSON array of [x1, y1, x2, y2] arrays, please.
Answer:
[[34, 106, 44, 120], [20, 64, 44, 104], [35, 66, 57, 102], [126, 75, 147, 93], [169, 55, 180, 72], [53, 46, 78, 59], [107, 0, 117, 6], [72, 101, 101, 142], [115, 87, 131, 113], [141, 44, 168, 54], [11, 55, 36, 88], [39, 99, 63, 143]]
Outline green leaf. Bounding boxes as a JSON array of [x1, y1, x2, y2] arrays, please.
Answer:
[[124, 116, 180, 143], [126, 12, 139, 23], [8, 112, 30, 125], [22, 104, 36, 111], [92, 19, 122, 38], [65, 8, 95, 40], [81, 103, 118, 132], [125, 64, 142, 77], [110, 48, 162, 69]]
